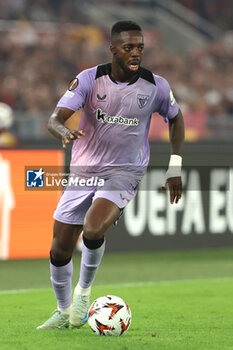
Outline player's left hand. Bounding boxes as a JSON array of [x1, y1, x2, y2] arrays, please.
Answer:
[[162, 176, 182, 204]]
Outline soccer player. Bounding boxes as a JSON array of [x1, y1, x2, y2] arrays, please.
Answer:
[[37, 20, 184, 329]]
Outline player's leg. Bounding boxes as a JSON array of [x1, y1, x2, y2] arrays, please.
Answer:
[[50, 220, 83, 311], [37, 221, 83, 329], [79, 197, 120, 286], [70, 198, 120, 328]]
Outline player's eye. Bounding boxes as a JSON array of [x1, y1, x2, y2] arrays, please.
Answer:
[[124, 46, 131, 52]]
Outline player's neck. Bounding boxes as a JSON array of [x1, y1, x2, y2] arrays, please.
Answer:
[[111, 63, 137, 83]]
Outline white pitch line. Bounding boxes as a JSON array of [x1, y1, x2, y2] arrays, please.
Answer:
[[1, 277, 233, 295], [0, 287, 51, 295]]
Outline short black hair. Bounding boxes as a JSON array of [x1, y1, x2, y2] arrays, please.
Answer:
[[111, 20, 142, 39]]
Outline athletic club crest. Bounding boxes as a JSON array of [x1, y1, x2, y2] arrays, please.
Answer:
[[137, 94, 149, 109]]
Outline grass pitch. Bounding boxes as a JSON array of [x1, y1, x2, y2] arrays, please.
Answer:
[[0, 248, 233, 350]]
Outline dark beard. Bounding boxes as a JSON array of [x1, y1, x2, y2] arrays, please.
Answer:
[[116, 56, 139, 77]]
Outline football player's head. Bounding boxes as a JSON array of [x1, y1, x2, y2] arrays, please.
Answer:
[[110, 20, 144, 76]]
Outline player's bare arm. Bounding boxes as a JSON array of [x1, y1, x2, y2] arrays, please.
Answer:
[[162, 109, 184, 204], [48, 107, 85, 148]]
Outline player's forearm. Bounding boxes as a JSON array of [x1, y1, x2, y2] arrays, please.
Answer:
[[48, 108, 71, 140], [169, 109, 184, 156], [48, 115, 68, 140]]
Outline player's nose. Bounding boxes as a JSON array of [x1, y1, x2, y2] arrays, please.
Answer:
[[131, 47, 140, 57]]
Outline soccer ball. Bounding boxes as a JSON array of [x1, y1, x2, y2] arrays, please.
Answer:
[[88, 295, 131, 336]]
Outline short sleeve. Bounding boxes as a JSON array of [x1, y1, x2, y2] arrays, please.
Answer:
[[56, 66, 97, 111], [153, 75, 179, 123]]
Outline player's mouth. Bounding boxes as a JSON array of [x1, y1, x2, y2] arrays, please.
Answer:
[[128, 61, 140, 71]]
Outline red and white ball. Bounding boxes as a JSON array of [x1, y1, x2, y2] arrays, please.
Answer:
[[88, 295, 131, 336]]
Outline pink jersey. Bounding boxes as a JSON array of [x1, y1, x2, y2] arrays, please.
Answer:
[[57, 63, 179, 179]]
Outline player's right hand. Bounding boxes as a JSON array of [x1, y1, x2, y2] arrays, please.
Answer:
[[62, 129, 85, 148]]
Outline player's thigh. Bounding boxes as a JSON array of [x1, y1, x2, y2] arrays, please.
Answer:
[[52, 219, 83, 253], [83, 198, 120, 239]]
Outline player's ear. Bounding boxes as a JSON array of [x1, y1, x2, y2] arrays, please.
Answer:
[[110, 44, 116, 55]]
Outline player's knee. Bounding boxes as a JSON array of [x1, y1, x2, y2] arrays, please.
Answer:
[[83, 222, 104, 241], [50, 241, 72, 263]]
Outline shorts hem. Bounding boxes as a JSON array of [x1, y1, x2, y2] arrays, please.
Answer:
[[53, 215, 84, 226]]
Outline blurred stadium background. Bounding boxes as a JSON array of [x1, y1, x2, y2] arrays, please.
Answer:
[[1, 2, 233, 348], [0, 0, 233, 260]]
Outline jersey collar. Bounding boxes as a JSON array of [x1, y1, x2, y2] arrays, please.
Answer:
[[108, 63, 141, 85]]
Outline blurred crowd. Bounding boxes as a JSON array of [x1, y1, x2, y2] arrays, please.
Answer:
[[0, 0, 232, 142], [0, 0, 90, 24], [0, 24, 106, 112], [145, 29, 233, 141], [176, 0, 233, 30], [1, 0, 231, 30]]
